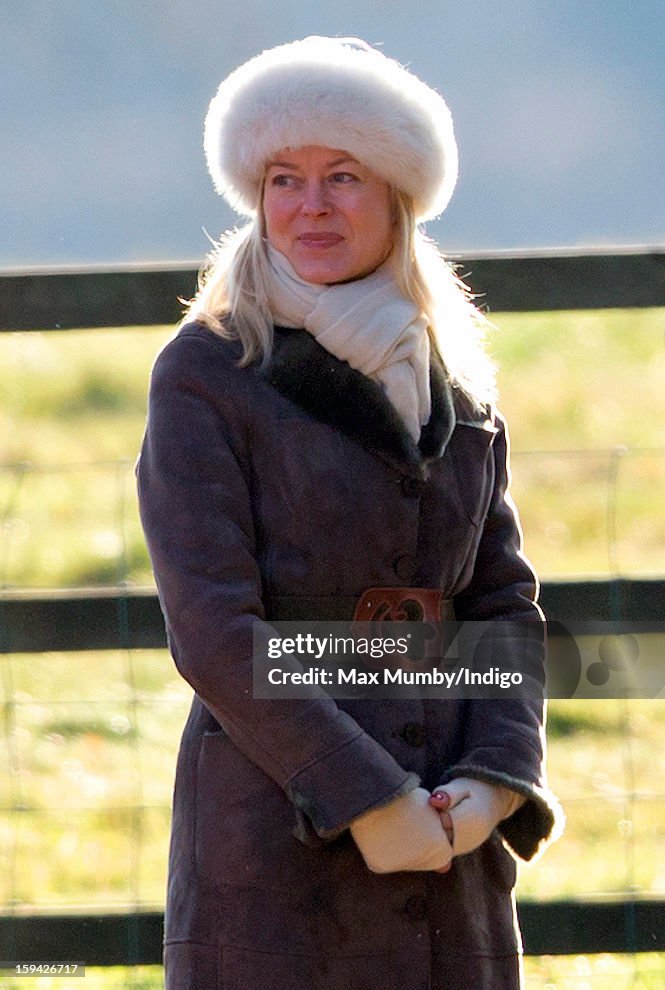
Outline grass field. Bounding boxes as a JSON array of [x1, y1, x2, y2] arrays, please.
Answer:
[[1, 309, 664, 587], [10, 954, 664, 990], [4, 958, 665, 989], [1, 310, 664, 987]]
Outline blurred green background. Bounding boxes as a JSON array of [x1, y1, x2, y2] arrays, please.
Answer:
[[2, 309, 664, 587]]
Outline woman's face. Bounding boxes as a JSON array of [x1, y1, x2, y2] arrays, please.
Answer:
[[262, 145, 394, 285]]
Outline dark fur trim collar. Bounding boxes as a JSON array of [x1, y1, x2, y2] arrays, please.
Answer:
[[263, 326, 457, 473]]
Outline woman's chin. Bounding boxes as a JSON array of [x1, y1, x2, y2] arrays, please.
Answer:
[[289, 258, 350, 285], [290, 258, 383, 286]]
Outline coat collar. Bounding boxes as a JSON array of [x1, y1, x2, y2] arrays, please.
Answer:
[[262, 326, 458, 474]]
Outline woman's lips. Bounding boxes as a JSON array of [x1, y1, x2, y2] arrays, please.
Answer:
[[297, 233, 343, 247]]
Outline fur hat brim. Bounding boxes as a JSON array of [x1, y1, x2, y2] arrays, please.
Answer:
[[204, 37, 458, 222]]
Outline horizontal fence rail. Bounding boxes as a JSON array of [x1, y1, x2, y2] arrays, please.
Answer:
[[1, 899, 664, 963], [1, 247, 664, 331], [1, 579, 665, 654]]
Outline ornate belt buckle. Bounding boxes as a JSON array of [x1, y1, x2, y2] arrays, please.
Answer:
[[352, 588, 456, 674], [352, 587, 446, 622]]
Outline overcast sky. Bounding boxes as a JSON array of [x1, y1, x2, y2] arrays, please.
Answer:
[[2, 0, 664, 266]]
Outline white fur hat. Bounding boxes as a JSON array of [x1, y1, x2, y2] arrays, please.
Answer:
[[204, 36, 458, 222]]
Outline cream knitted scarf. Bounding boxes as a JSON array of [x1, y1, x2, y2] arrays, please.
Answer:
[[265, 245, 431, 443]]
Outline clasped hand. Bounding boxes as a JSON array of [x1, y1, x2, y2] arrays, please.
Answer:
[[350, 787, 453, 874], [350, 780, 523, 875], [429, 777, 524, 857]]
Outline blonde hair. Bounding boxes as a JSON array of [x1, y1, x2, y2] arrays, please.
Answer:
[[183, 190, 496, 406]]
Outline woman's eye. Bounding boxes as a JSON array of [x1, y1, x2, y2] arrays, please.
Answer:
[[270, 174, 298, 188], [330, 172, 357, 184]]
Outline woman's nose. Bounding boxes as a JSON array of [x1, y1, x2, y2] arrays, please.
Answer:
[[300, 181, 331, 216]]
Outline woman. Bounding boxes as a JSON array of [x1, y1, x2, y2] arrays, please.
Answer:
[[137, 36, 562, 990]]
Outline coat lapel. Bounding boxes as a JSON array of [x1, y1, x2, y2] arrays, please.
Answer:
[[263, 326, 456, 473]]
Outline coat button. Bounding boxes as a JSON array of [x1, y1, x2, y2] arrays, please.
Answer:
[[399, 722, 427, 747], [401, 476, 425, 498], [404, 895, 428, 922], [393, 553, 417, 581]]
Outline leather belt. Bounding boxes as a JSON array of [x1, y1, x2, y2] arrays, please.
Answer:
[[267, 588, 455, 623]]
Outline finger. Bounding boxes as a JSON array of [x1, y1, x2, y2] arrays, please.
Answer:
[[439, 811, 453, 832], [433, 786, 469, 811], [431, 807, 455, 848], [435, 780, 472, 808], [431, 798, 455, 844], [434, 810, 453, 831], [441, 814, 454, 846], [434, 861, 452, 874]]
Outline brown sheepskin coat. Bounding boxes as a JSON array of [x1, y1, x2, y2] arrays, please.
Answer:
[[136, 320, 559, 990]]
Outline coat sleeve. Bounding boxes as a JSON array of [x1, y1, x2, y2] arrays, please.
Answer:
[[136, 330, 420, 838], [449, 414, 564, 860]]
